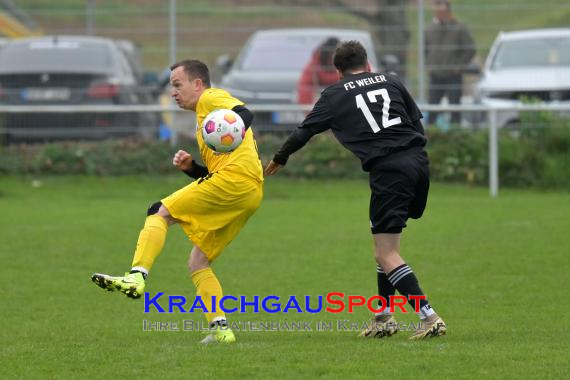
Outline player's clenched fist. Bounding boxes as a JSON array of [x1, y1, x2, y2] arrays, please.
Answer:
[[172, 150, 193, 171]]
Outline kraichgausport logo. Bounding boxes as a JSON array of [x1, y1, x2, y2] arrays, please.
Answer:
[[144, 292, 426, 313]]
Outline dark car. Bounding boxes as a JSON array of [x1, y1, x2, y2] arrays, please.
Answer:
[[0, 35, 158, 141]]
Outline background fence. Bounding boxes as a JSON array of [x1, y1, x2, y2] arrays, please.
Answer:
[[1, 0, 569, 194], [1, 103, 569, 196], [11, 0, 570, 97]]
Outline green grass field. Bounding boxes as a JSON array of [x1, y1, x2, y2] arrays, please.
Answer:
[[1, 176, 569, 379]]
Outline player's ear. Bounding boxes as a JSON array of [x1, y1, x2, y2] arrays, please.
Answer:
[[366, 62, 372, 72]]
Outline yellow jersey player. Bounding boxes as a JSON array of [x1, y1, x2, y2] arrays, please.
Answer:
[[92, 60, 264, 344]]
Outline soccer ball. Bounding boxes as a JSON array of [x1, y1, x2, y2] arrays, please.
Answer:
[[201, 109, 246, 153]]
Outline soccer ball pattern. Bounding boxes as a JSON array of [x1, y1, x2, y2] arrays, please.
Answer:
[[201, 109, 246, 153]]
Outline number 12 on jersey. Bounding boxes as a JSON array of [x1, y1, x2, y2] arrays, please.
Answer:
[[355, 89, 402, 133]]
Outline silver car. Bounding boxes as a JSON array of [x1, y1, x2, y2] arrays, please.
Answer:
[[475, 28, 570, 127], [0, 35, 158, 141], [219, 28, 379, 130]]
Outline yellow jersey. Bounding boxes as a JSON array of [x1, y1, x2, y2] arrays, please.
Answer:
[[195, 88, 263, 182]]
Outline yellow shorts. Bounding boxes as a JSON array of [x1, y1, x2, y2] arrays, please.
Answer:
[[161, 171, 263, 261]]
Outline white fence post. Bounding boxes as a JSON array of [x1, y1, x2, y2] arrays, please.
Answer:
[[488, 108, 499, 197]]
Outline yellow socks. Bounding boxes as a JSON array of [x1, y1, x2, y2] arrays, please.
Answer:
[[130, 215, 226, 324], [191, 268, 226, 323], [131, 214, 168, 273]]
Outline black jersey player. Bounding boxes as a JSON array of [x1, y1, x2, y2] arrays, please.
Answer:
[[265, 41, 446, 340]]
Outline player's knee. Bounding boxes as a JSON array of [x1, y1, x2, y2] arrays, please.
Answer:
[[374, 250, 387, 267], [188, 248, 210, 273], [147, 201, 162, 216], [188, 260, 209, 273]]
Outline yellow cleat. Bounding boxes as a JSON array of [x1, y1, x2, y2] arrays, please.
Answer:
[[200, 327, 236, 344], [360, 314, 398, 338], [91, 272, 145, 299]]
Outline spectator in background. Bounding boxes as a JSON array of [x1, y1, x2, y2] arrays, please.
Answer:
[[297, 37, 340, 105], [425, 0, 475, 125]]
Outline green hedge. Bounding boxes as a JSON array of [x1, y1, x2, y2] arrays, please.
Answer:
[[1, 124, 569, 189], [0, 140, 176, 176], [426, 123, 570, 189]]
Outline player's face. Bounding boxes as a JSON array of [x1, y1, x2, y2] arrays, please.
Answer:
[[170, 66, 203, 111]]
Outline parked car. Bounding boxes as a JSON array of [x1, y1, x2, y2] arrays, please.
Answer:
[[218, 28, 381, 131], [475, 28, 570, 127], [0, 35, 158, 141]]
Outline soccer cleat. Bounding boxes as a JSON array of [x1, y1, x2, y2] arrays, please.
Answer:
[[409, 316, 447, 340], [360, 314, 398, 338], [91, 272, 145, 299], [200, 326, 236, 344]]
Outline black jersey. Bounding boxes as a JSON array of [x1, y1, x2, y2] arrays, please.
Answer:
[[276, 71, 426, 172]]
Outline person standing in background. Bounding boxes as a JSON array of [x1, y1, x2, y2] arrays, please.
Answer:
[[425, 0, 475, 126], [297, 37, 340, 105]]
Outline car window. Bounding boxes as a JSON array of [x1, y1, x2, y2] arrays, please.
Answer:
[[0, 40, 115, 72], [491, 37, 570, 70], [115, 46, 135, 79], [238, 35, 323, 72], [237, 33, 376, 72], [115, 40, 143, 82]]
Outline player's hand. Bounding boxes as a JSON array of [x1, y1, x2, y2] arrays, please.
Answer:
[[264, 160, 283, 176], [173, 150, 193, 171]]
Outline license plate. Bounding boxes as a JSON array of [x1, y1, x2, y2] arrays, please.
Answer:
[[271, 111, 306, 124], [21, 88, 71, 101]]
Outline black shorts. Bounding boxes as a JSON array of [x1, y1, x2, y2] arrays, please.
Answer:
[[368, 147, 429, 234]]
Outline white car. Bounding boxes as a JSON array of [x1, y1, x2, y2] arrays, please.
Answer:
[[475, 28, 570, 127]]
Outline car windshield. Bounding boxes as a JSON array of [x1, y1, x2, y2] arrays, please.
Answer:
[[238, 35, 326, 72], [491, 37, 570, 70], [0, 40, 115, 73]]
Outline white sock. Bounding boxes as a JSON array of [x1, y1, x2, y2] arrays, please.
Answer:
[[419, 305, 435, 320], [375, 309, 392, 317], [130, 266, 148, 277]]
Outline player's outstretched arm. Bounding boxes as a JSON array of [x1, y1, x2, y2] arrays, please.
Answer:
[[266, 127, 316, 177], [267, 95, 330, 177]]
